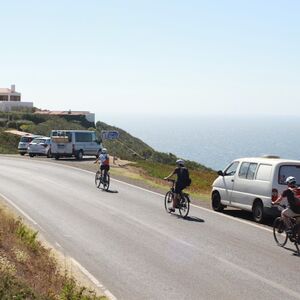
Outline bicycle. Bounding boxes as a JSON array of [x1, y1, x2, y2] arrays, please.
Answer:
[[164, 179, 190, 218], [95, 170, 110, 191], [272, 203, 300, 255]]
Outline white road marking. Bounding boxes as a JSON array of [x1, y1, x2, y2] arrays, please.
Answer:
[[55, 242, 62, 248], [0, 191, 38, 225], [71, 258, 117, 300]]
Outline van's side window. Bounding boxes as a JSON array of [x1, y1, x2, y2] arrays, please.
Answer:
[[224, 162, 239, 176], [247, 163, 258, 179], [256, 164, 272, 181], [239, 162, 250, 178], [238, 162, 258, 179], [75, 132, 92, 142]]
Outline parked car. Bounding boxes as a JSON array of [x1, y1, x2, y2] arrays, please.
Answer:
[[27, 137, 52, 158], [211, 156, 300, 223], [50, 130, 102, 160], [18, 135, 40, 155]]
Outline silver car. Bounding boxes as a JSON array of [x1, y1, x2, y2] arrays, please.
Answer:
[[18, 135, 40, 155], [27, 137, 51, 158]]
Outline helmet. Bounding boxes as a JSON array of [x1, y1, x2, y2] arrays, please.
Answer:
[[285, 176, 296, 186], [176, 159, 185, 166], [101, 148, 107, 154]]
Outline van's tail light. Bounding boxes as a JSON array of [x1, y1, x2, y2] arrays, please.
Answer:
[[272, 188, 278, 201]]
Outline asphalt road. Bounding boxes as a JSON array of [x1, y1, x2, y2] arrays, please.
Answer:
[[0, 156, 299, 300]]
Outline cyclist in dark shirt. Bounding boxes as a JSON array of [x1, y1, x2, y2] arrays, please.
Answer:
[[272, 176, 300, 229], [164, 159, 190, 212]]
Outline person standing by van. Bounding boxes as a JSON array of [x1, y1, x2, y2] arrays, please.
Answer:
[[94, 148, 110, 182], [272, 176, 300, 230], [164, 159, 191, 212]]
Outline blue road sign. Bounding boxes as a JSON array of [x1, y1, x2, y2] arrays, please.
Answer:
[[101, 130, 119, 140]]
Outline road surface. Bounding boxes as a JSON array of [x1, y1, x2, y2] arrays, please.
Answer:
[[0, 156, 299, 300]]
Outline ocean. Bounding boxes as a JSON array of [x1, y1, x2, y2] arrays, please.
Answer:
[[99, 114, 299, 170]]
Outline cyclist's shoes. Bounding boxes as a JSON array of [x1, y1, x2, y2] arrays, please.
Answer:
[[286, 228, 293, 234], [169, 208, 175, 212]]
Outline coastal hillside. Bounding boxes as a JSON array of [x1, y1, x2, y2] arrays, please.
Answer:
[[0, 110, 213, 171]]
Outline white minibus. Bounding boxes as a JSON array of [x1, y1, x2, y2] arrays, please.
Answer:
[[51, 130, 102, 160], [211, 156, 300, 222]]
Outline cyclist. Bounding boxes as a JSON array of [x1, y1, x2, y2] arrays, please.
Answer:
[[94, 148, 110, 182], [164, 159, 190, 212], [272, 176, 300, 231]]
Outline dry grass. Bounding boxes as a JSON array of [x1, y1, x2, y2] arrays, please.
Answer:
[[0, 208, 106, 299]]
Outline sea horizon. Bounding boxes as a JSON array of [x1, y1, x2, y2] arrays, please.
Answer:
[[98, 114, 300, 170]]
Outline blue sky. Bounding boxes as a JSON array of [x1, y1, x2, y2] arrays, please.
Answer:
[[1, 0, 299, 118]]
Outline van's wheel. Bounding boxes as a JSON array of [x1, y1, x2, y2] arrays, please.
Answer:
[[55, 155, 60, 160], [212, 192, 225, 212], [20, 153, 25, 156], [76, 150, 83, 160], [253, 200, 264, 223], [29, 154, 34, 158]]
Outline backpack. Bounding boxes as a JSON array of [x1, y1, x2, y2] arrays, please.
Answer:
[[291, 188, 300, 206], [181, 167, 192, 187]]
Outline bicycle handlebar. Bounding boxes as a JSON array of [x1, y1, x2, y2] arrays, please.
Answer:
[[272, 202, 287, 209], [165, 179, 175, 183]]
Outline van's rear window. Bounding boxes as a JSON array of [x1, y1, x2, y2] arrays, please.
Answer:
[[278, 165, 300, 185]]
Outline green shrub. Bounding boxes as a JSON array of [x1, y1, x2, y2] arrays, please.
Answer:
[[0, 274, 36, 300], [61, 276, 105, 300], [0, 130, 19, 154], [16, 222, 39, 251]]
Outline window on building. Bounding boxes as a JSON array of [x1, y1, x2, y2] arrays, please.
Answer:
[[0, 95, 8, 101], [10, 96, 20, 101]]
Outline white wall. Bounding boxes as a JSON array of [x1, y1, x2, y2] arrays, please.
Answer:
[[0, 102, 33, 112]]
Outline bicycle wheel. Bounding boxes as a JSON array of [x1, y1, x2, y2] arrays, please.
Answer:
[[95, 171, 101, 188], [102, 173, 110, 191], [293, 224, 300, 255], [164, 191, 173, 213], [179, 195, 190, 218], [273, 217, 288, 247]]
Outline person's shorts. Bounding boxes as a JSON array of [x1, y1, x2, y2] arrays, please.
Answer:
[[175, 182, 185, 194], [100, 165, 110, 171], [282, 207, 300, 218]]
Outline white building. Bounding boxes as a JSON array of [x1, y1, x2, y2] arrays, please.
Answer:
[[0, 84, 33, 111]]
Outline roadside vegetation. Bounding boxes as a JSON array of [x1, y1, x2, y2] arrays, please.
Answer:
[[0, 206, 106, 299], [0, 128, 20, 154]]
